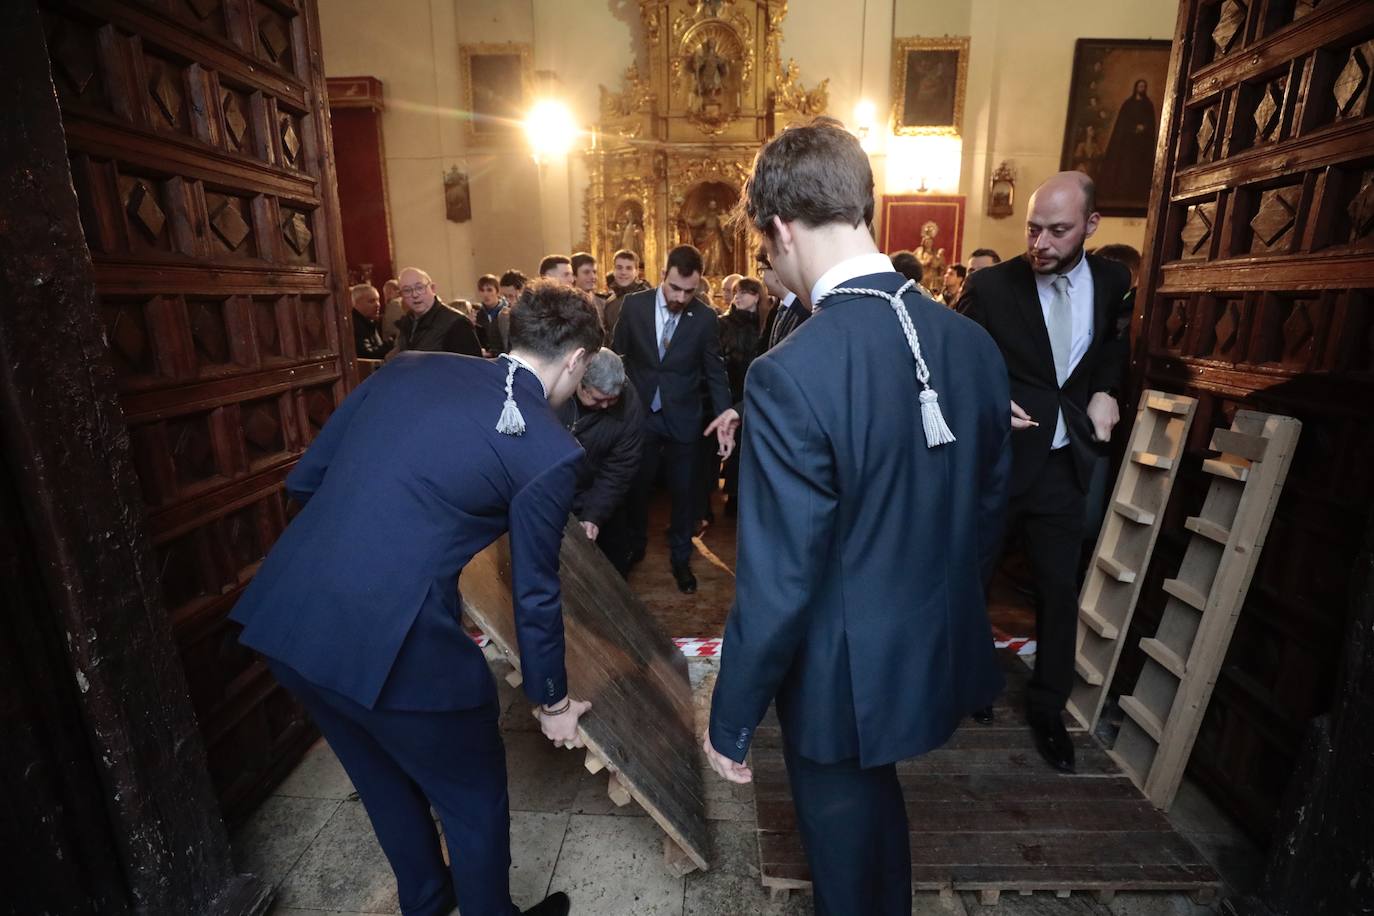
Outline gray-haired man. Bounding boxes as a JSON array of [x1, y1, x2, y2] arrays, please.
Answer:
[[555, 348, 644, 575]]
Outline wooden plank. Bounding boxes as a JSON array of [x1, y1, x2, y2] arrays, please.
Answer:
[[1079, 605, 1120, 640], [1145, 393, 1194, 415], [460, 519, 709, 872], [1209, 428, 1269, 462], [1076, 655, 1106, 687], [1139, 638, 1188, 679], [1119, 695, 1166, 743], [1183, 516, 1231, 545], [1112, 500, 1156, 525], [1201, 458, 1249, 482], [1162, 577, 1209, 612], [1130, 450, 1175, 470], [1094, 555, 1137, 584]]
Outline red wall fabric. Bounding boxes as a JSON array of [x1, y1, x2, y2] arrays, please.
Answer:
[[880, 194, 965, 265], [329, 105, 393, 287]]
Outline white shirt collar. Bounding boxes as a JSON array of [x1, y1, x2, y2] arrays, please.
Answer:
[[1035, 250, 1091, 292], [779, 290, 798, 309], [809, 252, 897, 307]]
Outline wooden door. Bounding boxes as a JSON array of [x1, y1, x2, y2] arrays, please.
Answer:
[[1128, 0, 1374, 840], [42, 0, 355, 822]]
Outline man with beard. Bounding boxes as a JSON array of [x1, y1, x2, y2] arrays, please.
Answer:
[[956, 171, 1131, 773]]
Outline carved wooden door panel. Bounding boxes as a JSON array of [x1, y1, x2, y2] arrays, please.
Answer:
[[42, 0, 354, 822], [1128, 0, 1374, 840]]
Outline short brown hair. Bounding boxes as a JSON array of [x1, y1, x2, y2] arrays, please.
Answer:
[[507, 279, 603, 360], [663, 244, 703, 279], [735, 277, 763, 298], [742, 118, 874, 238], [538, 254, 571, 276], [613, 249, 639, 266], [477, 274, 498, 290], [570, 252, 596, 274]]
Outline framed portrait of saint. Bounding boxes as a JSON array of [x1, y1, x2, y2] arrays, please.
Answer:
[[891, 37, 969, 137], [460, 43, 532, 140], [1059, 38, 1172, 217]]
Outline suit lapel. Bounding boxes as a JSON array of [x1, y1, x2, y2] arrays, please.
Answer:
[[1063, 255, 1112, 388], [1012, 257, 1057, 385]]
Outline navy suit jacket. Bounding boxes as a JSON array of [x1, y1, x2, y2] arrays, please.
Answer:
[[709, 272, 1011, 768], [957, 254, 1131, 496], [611, 287, 732, 443], [231, 352, 582, 711]]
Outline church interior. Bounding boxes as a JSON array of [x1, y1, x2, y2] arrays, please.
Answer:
[[3, 0, 1372, 914]]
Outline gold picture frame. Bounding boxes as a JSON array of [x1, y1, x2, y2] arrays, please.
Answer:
[[459, 42, 533, 140], [891, 37, 969, 137]]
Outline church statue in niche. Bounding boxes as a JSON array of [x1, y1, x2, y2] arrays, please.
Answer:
[[690, 39, 730, 113], [915, 221, 947, 291], [679, 182, 742, 278], [614, 200, 646, 260]]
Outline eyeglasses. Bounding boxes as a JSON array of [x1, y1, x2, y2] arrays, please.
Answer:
[[399, 284, 430, 296]]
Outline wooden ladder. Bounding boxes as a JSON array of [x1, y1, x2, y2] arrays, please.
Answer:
[[1068, 391, 1198, 731], [1107, 410, 1300, 810]]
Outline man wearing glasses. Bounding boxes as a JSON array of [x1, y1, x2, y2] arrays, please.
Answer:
[[389, 266, 482, 358], [756, 248, 808, 353]]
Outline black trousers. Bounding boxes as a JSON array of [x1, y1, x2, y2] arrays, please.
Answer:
[[626, 412, 697, 566], [270, 662, 518, 916], [1005, 446, 1087, 716], [783, 741, 911, 915]]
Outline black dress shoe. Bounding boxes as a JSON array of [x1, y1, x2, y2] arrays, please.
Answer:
[[1029, 712, 1075, 773], [522, 892, 570, 916], [672, 563, 697, 594], [971, 705, 995, 725]]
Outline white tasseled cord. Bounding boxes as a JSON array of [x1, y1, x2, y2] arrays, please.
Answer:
[[495, 354, 527, 436], [812, 278, 956, 448]]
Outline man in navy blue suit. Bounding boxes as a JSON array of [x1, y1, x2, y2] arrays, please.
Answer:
[[702, 120, 1011, 914], [231, 280, 603, 916]]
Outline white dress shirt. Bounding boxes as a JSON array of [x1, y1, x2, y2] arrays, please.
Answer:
[[809, 252, 898, 307], [1034, 253, 1095, 449]]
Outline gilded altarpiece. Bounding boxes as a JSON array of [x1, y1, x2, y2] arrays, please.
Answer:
[[586, 0, 827, 284]]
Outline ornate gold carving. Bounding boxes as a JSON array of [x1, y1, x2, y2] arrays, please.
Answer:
[[775, 59, 828, 118], [678, 20, 747, 135], [891, 36, 969, 137], [599, 64, 655, 138]]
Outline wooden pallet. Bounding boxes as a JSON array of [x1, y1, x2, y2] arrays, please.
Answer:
[[1110, 410, 1300, 811], [1069, 391, 1197, 730], [460, 517, 710, 874], [753, 653, 1220, 905]]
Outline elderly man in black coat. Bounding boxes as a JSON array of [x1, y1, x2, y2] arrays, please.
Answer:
[[556, 348, 643, 575], [390, 266, 482, 357]]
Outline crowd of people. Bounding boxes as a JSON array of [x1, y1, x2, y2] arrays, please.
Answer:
[[241, 117, 1146, 915]]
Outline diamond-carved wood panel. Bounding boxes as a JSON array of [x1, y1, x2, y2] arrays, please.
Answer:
[[1212, 0, 1246, 59], [1292, 0, 1322, 21], [48, 17, 98, 99], [206, 194, 252, 253], [301, 385, 336, 440], [1211, 299, 1244, 359], [256, 6, 290, 66], [253, 297, 285, 360], [188, 297, 232, 368], [279, 115, 301, 167], [158, 532, 209, 611], [120, 177, 167, 243], [167, 412, 219, 491], [242, 398, 285, 462], [222, 91, 249, 151], [300, 297, 328, 353], [1181, 201, 1215, 259], [1250, 186, 1300, 253], [1350, 171, 1374, 243], [1334, 41, 1373, 120], [1253, 77, 1285, 144], [1196, 106, 1219, 165], [1280, 300, 1317, 367], [184, 0, 221, 21], [101, 298, 158, 378], [146, 57, 185, 131], [1164, 298, 1190, 353], [282, 211, 312, 257]]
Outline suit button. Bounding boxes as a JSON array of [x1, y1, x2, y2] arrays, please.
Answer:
[[738, 728, 749, 737], [735, 739, 747, 749]]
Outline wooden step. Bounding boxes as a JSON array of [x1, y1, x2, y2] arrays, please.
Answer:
[[1095, 554, 1137, 584], [1210, 427, 1269, 462], [1202, 458, 1249, 482], [1112, 499, 1157, 525], [1185, 515, 1231, 545], [1120, 694, 1166, 743], [1139, 637, 1188, 679], [1163, 577, 1209, 612], [1075, 654, 1106, 686], [1079, 604, 1120, 640], [1105, 746, 1148, 787], [1146, 393, 1194, 415], [1131, 450, 1175, 471]]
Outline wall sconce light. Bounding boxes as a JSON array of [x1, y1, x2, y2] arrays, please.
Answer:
[[852, 99, 877, 148], [988, 161, 1016, 219], [524, 99, 578, 164]]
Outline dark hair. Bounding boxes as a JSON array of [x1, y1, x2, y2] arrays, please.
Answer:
[[969, 247, 1001, 264], [477, 273, 499, 290], [663, 244, 703, 280], [612, 249, 639, 266], [735, 277, 764, 298], [1094, 243, 1141, 276], [538, 254, 571, 276], [570, 251, 596, 274], [948, 264, 967, 280], [891, 251, 922, 283], [498, 268, 527, 289], [741, 118, 874, 238], [754, 245, 771, 269], [507, 279, 603, 360]]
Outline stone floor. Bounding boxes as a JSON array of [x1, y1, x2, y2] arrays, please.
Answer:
[[233, 655, 1265, 916]]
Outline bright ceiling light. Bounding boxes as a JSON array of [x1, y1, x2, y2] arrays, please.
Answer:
[[525, 99, 578, 163]]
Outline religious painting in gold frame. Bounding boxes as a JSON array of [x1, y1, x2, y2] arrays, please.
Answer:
[[891, 37, 969, 137], [460, 42, 533, 140]]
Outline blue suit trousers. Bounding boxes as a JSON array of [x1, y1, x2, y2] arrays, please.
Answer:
[[270, 662, 518, 916]]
